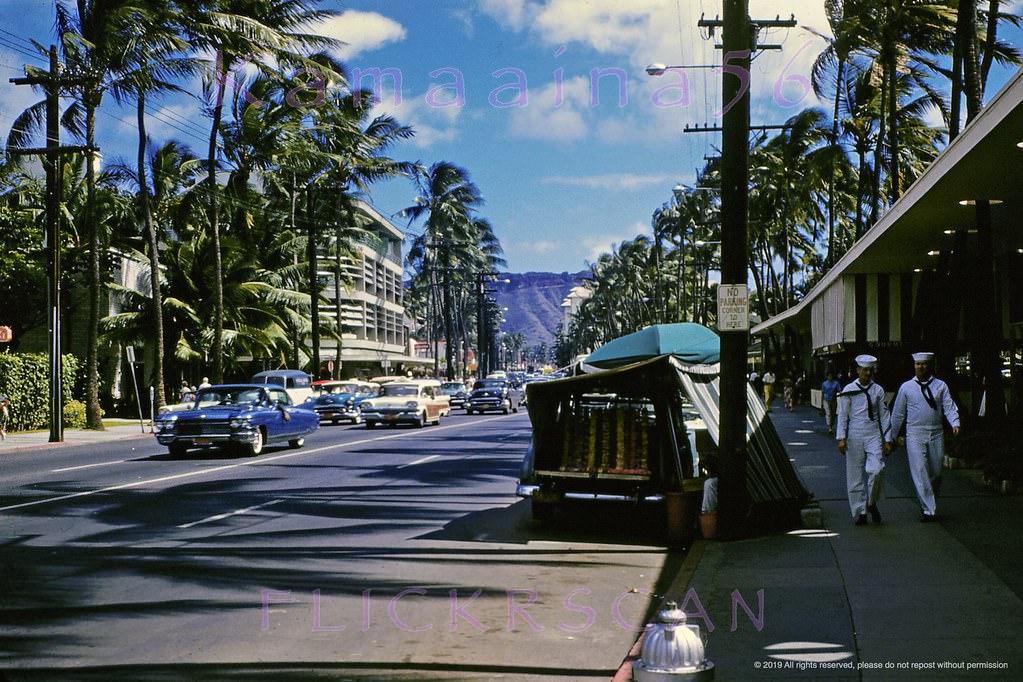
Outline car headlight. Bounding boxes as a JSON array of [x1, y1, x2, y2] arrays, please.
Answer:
[[230, 416, 252, 429], [155, 417, 177, 432], [405, 401, 418, 408], [346, 397, 355, 406]]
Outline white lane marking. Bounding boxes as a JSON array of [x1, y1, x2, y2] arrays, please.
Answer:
[[397, 455, 441, 469], [0, 415, 506, 513], [52, 459, 127, 473], [177, 499, 283, 529]]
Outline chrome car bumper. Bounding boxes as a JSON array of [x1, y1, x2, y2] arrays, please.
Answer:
[[515, 484, 665, 504]]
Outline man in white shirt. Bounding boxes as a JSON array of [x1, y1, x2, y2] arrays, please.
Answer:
[[837, 354, 892, 525], [888, 352, 960, 522]]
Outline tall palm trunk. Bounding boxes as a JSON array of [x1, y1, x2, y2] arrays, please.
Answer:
[[980, 0, 1001, 90], [333, 225, 344, 380], [307, 189, 321, 378], [206, 56, 228, 384], [137, 88, 166, 409], [85, 100, 104, 430], [961, 1, 983, 122], [827, 56, 846, 267], [871, 64, 888, 225]]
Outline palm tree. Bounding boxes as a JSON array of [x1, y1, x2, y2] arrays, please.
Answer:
[[177, 0, 339, 383], [300, 74, 414, 378], [55, 0, 142, 428], [114, 1, 194, 409], [403, 162, 484, 379]]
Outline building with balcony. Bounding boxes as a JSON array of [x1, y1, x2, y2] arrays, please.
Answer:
[[316, 200, 432, 379]]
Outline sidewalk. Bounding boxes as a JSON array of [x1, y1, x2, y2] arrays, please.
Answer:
[[0, 422, 152, 453], [623, 405, 1023, 680]]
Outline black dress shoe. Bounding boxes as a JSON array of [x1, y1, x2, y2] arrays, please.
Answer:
[[868, 504, 882, 525], [855, 514, 868, 526], [920, 513, 936, 523]]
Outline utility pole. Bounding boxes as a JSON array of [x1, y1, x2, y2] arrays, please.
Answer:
[[10, 46, 94, 443], [699, 6, 796, 539]]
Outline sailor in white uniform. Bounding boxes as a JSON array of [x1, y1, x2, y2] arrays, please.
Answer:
[[888, 352, 960, 522], [836, 355, 892, 525]]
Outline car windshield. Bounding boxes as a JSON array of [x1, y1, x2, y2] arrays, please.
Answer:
[[316, 394, 347, 404], [381, 384, 419, 397], [196, 387, 264, 407], [474, 380, 506, 390], [440, 383, 464, 394]]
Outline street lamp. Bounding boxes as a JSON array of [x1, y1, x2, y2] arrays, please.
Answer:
[[646, 63, 718, 76]]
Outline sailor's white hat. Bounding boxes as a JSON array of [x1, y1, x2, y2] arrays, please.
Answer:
[[912, 352, 934, 362], [855, 354, 878, 368]]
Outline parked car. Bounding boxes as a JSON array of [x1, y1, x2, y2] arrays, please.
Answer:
[[154, 384, 319, 457], [304, 380, 378, 424], [465, 378, 521, 414], [359, 380, 450, 428], [440, 381, 469, 408]]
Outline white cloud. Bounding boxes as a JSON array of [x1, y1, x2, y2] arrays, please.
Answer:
[[313, 10, 406, 59], [506, 75, 590, 142], [581, 221, 648, 262], [542, 173, 677, 191], [476, 1, 831, 142], [371, 86, 462, 149], [477, 0, 533, 32]]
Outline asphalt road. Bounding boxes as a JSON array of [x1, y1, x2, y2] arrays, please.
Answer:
[[0, 410, 678, 681]]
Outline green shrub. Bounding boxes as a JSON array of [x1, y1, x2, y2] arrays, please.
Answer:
[[0, 353, 81, 431], [63, 400, 87, 429]]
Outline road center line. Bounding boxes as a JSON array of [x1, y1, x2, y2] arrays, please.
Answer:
[[0, 415, 506, 513], [397, 455, 441, 469], [52, 459, 127, 473], [177, 499, 283, 529]]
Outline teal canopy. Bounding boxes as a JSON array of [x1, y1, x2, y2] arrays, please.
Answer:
[[585, 323, 720, 368]]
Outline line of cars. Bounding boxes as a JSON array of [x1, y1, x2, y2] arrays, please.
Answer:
[[153, 370, 535, 458], [154, 372, 453, 457]]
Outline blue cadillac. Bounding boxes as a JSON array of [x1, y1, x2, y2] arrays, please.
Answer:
[[154, 384, 319, 457]]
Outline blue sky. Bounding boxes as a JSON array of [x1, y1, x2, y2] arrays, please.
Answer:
[[2, 1, 1021, 275]]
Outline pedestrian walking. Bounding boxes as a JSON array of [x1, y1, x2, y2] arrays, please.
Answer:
[[821, 371, 842, 434], [836, 355, 892, 525], [888, 352, 960, 522], [199, 377, 212, 388], [0, 392, 9, 440], [783, 376, 795, 411], [762, 370, 776, 410]]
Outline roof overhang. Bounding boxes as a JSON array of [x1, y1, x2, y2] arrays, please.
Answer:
[[754, 67, 1023, 336]]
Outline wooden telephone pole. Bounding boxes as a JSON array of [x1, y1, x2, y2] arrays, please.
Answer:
[[10, 46, 95, 442]]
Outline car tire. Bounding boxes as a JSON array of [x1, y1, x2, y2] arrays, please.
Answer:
[[289, 437, 304, 449], [416, 411, 426, 428], [246, 429, 265, 456], [169, 443, 188, 458], [366, 421, 376, 429], [332, 418, 340, 425]]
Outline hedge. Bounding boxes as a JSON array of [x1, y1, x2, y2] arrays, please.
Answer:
[[0, 353, 81, 432]]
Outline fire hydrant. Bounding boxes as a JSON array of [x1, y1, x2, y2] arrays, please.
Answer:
[[633, 601, 714, 681]]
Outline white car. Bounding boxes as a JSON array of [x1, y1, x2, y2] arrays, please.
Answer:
[[359, 380, 450, 428]]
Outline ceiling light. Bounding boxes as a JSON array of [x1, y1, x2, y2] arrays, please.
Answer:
[[927, 250, 940, 256], [913, 268, 923, 272], [958, 199, 1005, 206], [1017, 141, 1023, 149], [943, 228, 977, 234]]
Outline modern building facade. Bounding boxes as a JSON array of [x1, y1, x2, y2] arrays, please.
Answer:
[[316, 200, 431, 379]]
